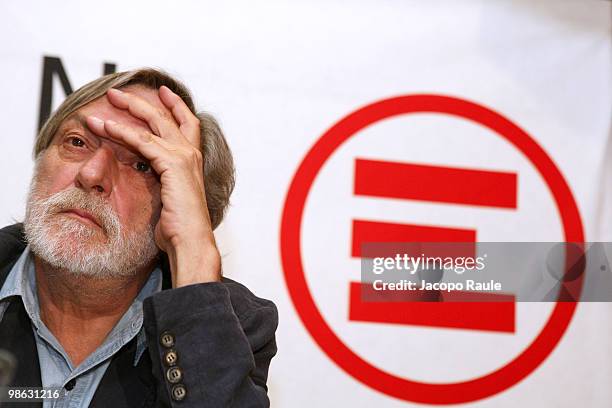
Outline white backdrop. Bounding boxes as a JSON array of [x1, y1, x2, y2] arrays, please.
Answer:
[[0, 0, 611, 406]]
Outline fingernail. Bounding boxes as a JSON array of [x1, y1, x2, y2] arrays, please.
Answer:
[[89, 116, 104, 125], [108, 88, 124, 96]]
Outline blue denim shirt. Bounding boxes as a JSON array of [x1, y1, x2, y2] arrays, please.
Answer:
[[0, 246, 162, 407]]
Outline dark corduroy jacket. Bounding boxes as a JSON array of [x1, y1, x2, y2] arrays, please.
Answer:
[[0, 224, 278, 407]]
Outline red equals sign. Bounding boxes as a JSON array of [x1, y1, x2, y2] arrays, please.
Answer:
[[349, 158, 517, 333]]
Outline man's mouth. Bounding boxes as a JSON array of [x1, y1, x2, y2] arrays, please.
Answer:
[[60, 209, 103, 229]]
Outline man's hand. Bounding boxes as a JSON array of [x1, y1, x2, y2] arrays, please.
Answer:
[[86, 86, 221, 287]]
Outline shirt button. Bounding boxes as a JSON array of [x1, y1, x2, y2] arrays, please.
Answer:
[[64, 379, 77, 391], [163, 350, 178, 367], [171, 384, 187, 401], [166, 366, 183, 384], [160, 331, 175, 348]]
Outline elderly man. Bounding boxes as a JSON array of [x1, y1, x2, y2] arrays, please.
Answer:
[[0, 69, 278, 407]]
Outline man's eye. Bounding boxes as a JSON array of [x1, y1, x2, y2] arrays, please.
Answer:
[[133, 161, 152, 173], [69, 137, 86, 147]]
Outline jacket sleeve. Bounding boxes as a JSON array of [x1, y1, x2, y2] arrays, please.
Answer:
[[142, 281, 278, 407]]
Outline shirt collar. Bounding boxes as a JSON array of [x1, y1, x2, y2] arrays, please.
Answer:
[[0, 246, 37, 317], [0, 246, 162, 367]]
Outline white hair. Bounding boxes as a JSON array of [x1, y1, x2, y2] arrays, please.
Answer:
[[24, 171, 159, 279]]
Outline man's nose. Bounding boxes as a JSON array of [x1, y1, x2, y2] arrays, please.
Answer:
[[75, 147, 115, 197]]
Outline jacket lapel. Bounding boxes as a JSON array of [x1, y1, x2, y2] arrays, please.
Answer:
[[0, 297, 43, 391], [89, 336, 156, 408]]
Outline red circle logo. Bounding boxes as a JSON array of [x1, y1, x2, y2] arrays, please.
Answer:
[[280, 95, 585, 404]]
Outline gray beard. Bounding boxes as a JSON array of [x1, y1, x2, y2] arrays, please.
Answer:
[[23, 180, 159, 279]]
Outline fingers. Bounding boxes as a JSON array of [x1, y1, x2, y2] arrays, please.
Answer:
[[106, 88, 180, 142], [159, 86, 201, 147], [87, 116, 199, 179], [86, 116, 110, 138], [91, 116, 169, 173], [87, 115, 156, 150]]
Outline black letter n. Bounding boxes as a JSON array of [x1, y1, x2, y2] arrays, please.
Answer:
[[38, 56, 73, 132], [37, 57, 117, 132]]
